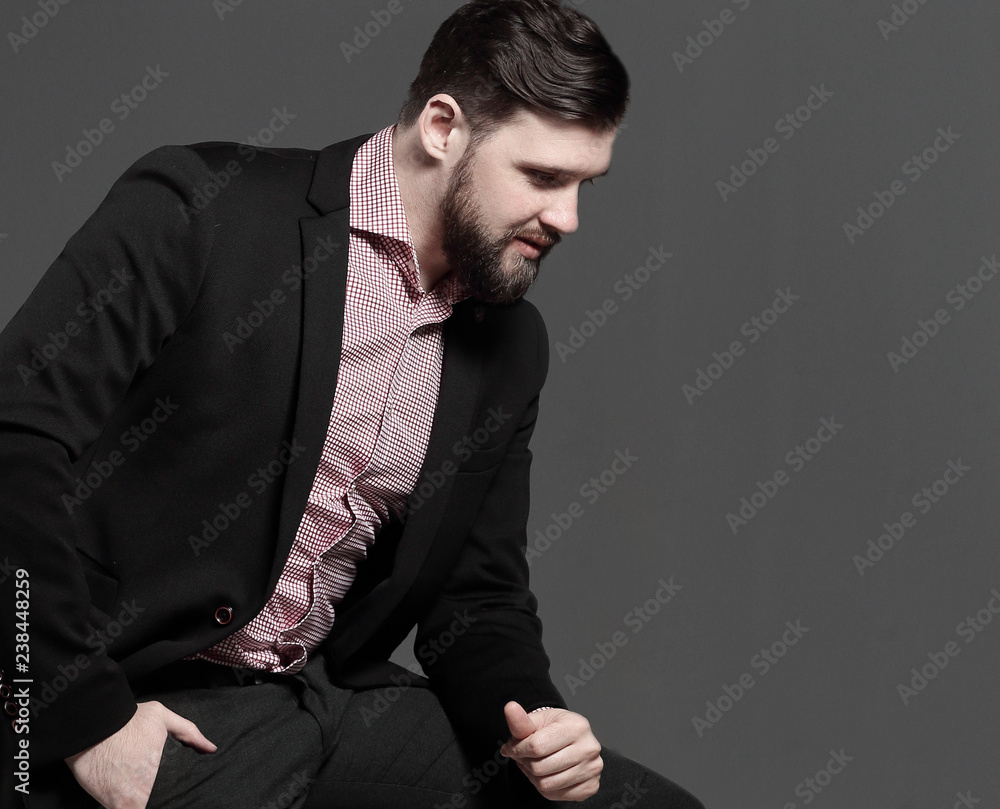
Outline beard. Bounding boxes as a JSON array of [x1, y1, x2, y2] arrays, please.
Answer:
[[441, 148, 557, 305]]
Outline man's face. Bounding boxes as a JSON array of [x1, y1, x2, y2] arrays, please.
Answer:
[[441, 109, 616, 304]]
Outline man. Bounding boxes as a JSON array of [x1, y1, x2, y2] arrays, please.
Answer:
[[0, 1, 704, 807]]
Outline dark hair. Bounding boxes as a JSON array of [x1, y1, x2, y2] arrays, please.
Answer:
[[398, 0, 630, 141]]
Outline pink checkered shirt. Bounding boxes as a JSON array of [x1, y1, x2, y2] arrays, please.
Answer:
[[194, 126, 467, 672]]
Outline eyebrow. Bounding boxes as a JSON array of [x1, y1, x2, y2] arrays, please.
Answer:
[[519, 163, 612, 181]]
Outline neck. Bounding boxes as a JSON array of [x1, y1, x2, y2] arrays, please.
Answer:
[[392, 125, 452, 291]]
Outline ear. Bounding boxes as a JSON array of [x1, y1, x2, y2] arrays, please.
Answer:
[[416, 94, 471, 167]]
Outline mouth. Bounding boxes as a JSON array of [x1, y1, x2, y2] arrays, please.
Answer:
[[513, 236, 555, 260]]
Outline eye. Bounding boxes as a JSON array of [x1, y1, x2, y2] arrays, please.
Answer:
[[529, 171, 560, 188]]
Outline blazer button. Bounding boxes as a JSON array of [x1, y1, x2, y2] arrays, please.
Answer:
[[214, 606, 234, 626]]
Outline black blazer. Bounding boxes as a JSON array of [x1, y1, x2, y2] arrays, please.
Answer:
[[0, 135, 565, 766]]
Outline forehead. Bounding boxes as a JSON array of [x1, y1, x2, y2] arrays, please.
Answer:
[[479, 109, 616, 176]]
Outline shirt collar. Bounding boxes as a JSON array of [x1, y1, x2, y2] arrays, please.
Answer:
[[349, 125, 468, 306]]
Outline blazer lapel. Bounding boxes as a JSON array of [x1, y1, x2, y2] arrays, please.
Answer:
[[326, 299, 485, 659], [394, 300, 485, 585], [268, 135, 369, 590]]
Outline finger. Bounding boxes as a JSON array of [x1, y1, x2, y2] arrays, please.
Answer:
[[519, 742, 602, 782], [157, 706, 217, 753], [513, 747, 580, 779], [536, 759, 604, 792], [503, 701, 536, 743], [539, 776, 602, 803], [527, 760, 603, 803], [505, 722, 578, 761], [516, 761, 593, 801]]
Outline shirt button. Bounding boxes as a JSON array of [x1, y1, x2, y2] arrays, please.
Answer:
[[214, 606, 234, 626]]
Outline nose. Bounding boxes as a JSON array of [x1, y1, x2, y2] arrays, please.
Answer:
[[540, 187, 580, 236]]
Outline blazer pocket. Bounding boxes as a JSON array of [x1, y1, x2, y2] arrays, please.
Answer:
[[75, 547, 120, 621], [458, 442, 508, 474]]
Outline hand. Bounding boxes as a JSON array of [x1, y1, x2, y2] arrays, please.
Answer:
[[65, 700, 217, 809], [500, 701, 603, 802]]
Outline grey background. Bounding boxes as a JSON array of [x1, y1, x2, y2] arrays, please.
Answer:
[[2, 1, 998, 806]]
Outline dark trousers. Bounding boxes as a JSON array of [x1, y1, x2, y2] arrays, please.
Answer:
[[29, 656, 705, 809]]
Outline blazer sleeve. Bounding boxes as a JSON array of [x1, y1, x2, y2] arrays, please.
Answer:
[[414, 306, 567, 754], [0, 146, 217, 764]]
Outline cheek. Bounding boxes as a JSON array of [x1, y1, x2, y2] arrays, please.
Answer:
[[468, 163, 540, 232], [487, 192, 537, 233]]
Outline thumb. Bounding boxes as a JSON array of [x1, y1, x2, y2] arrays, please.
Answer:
[[158, 705, 217, 753], [504, 701, 536, 742]]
